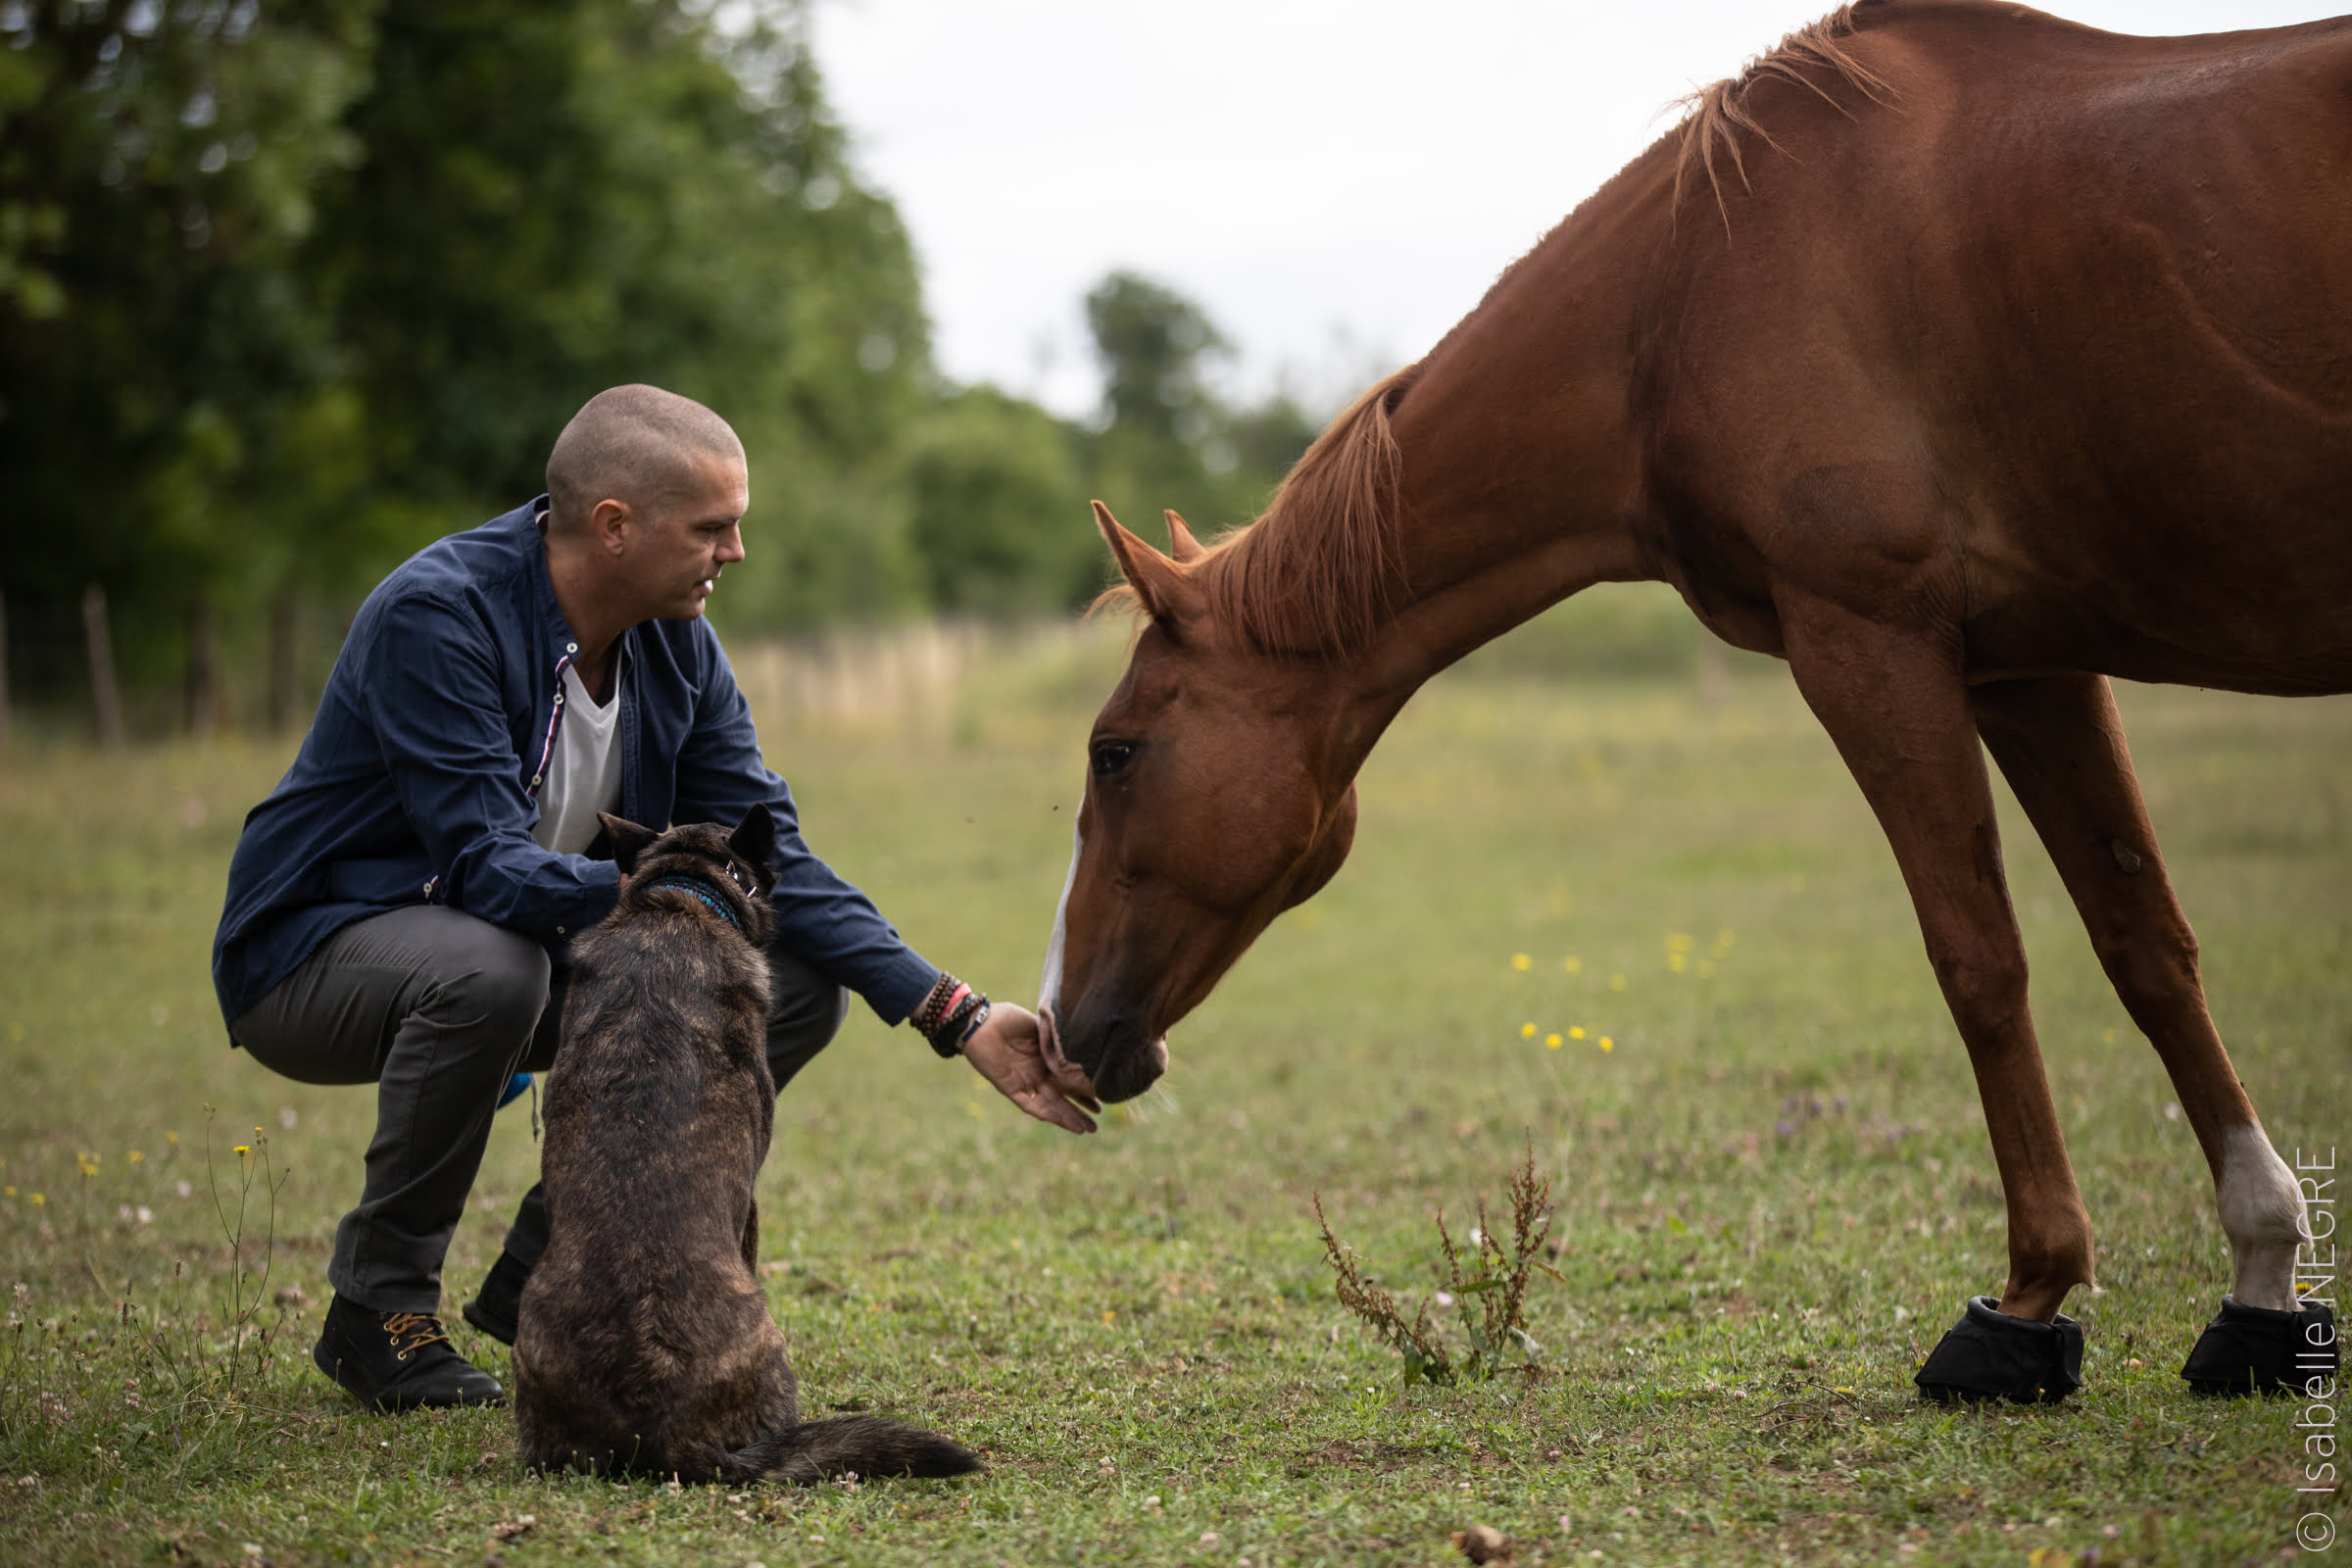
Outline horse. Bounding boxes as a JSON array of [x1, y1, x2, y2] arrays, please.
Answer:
[[1035, 0, 2348, 1402]]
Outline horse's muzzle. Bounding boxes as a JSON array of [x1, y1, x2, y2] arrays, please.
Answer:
[[1049, 998, 1168, 1103]]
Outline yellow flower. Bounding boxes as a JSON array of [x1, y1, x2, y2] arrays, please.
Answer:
[[1609, 973, 1627, 992], [1569, 1027, 1586, 1041], [1510, 954, 1532, 972], [166, 1132, 178, 1145], [1544, 1034, 1563, 1050], [1520, 1022, 1537, 1039], [29, 1194, 43, 1205], [1667, 953, 1688, 973], [126, 1152, 143, 1164], [1562, 956, 1582, 974], [234, 1146, 251, 1157], [1102, 1309, 1116, 1323], [1598, 1037, 1615, 1053], [1666, 933, 1693, 953], [2, 1186, 13, 1198]]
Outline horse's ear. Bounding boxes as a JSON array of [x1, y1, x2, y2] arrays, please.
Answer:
[[1163, 510, 1205, 564], [1094, 501, 1200, 630]]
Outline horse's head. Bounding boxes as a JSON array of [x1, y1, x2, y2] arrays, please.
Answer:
[[1039, 502, 1366, 1102]]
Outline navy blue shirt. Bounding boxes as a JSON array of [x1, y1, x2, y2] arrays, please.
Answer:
[[213, 499, 939, 1030]]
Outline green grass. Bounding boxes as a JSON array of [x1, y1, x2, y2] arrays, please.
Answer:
[[2, 593, 2346, 1565]]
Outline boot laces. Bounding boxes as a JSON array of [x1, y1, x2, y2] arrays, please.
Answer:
[[383, 1311, 452, 1360]]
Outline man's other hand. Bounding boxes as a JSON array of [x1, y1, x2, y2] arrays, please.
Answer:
[[962, 1003, 1101, 1134]]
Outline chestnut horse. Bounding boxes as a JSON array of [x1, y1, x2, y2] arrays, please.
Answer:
[[1039, 0, 2347, 1400]]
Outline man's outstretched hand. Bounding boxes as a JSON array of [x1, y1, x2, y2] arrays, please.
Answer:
[[962, 1003, 1101, 1134]]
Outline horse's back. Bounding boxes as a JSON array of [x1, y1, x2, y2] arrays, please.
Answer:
[[1652, 2, 2352, 695]]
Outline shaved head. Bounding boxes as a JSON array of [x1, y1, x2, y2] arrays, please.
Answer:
[[546, 384, 745, 533]]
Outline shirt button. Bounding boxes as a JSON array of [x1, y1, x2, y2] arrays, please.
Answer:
[[554, 693, 564, 706], [556, 926, 566, 936], [530, 774, 543, 787], [565, 643, 577, 654]]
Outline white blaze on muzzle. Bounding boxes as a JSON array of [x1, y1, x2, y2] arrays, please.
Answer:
[[1039, 820, 1082, 1025]]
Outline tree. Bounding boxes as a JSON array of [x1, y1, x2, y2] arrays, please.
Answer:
[[0, 0, 380, 687]]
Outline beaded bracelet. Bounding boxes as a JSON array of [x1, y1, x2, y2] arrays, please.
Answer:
[[911, 973, 991, 1058]]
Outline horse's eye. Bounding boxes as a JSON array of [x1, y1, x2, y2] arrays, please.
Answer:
[[1091, 741, 1136, 778]]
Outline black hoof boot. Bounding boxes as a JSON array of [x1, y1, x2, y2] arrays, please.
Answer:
[[1914, 1296, 2084, 1404], [2181, 1298, 2338, 1396]]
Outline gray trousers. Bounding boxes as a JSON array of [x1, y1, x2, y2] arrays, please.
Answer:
[[229, 905, 849, 1314]]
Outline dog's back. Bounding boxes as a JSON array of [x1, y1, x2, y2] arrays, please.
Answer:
[[512, 809, 978, 1483]]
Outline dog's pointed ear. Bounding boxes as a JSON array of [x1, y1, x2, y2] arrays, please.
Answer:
[[600, 812, 662, 875], [1163, 510, 1205, 564], [1095, 500, 1200, 634], [727, 803, 776, 870]]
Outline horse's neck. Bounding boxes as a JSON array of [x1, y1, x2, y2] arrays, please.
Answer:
[[1353, 160, 1671, 703]]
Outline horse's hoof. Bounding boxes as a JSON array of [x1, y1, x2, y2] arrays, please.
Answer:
[[1913, 1296, 2083, 1404], [2181, 1297, 2338, 1396]]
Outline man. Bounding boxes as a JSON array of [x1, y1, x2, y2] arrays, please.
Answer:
[[213, 385, 1099, 1413]]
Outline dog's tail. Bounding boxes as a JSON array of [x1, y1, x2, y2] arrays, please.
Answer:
[[717, 1415, 981, 1485]]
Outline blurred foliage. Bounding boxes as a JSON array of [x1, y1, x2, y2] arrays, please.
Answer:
[[0, 0, 1319, 723]]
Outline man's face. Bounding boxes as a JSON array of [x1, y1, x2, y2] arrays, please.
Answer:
[[628, 452, 750, 621]]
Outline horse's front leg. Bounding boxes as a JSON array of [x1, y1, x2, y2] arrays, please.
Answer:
[[1781, 591, 2092, 1398], [1972, 673, 2330, 1394]]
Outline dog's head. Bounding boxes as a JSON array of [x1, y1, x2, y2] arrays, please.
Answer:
[[598, 804, 778, 947]]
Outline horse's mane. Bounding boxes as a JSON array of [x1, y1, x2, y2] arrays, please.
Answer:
[[1673, 2, 1899, 232], [1095, 9, 1899, 657], [1098, 366, 1418, 659]]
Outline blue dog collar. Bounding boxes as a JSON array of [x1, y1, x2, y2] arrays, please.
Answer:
[[645, 874, 748, 936]]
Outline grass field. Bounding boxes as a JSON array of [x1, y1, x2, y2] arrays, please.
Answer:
[[2, 591, 2346, 1566]]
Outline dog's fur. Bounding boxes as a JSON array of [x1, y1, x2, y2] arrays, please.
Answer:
[[512, 806, 980, 1483]]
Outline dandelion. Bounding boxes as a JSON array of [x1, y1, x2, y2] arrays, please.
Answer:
[[126, 1152, 142, 1164], [233, 1146, 251, 1157], [1520, 1022, 1538, 1039], [1569, 1026, 1586, 1040], [166, 1132, 178, 1145], [1545, 1034, 1563, 1050], [1563, 956, 1582, 974], [1598, 1037, 1615, 1053], [1510, 954, 1532, 972], [1667, 953, 1689, 973], [28, 1194, 42, 1205]]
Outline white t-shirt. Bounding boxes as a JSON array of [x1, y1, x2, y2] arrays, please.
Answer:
[[533, 646, 624, 857]]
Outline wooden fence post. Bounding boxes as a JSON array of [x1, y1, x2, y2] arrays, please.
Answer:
[[187, 595, 221, 741], [267, 592, 299, 733], [1696, 627, 1731, 713], [82, 583, 126, 749]]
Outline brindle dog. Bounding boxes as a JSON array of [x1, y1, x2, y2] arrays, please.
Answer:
[[512, 805, 979, 1483]]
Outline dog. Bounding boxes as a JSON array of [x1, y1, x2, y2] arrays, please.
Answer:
[[511, 804, 980, 1483]]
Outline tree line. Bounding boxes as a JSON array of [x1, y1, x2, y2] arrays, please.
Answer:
[[0, 0, 1319, 738]]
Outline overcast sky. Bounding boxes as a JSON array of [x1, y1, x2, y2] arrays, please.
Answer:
[[812, 1, 2344, 418]]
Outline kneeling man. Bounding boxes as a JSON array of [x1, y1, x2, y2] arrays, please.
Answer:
[[213, 385, 1098, 1412]]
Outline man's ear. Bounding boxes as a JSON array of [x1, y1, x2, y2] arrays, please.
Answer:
[[1094, 501, 1201, 632], [599, 812, 662, 874], [727, 802, 776, 869], [590, 496, 635, 557]]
